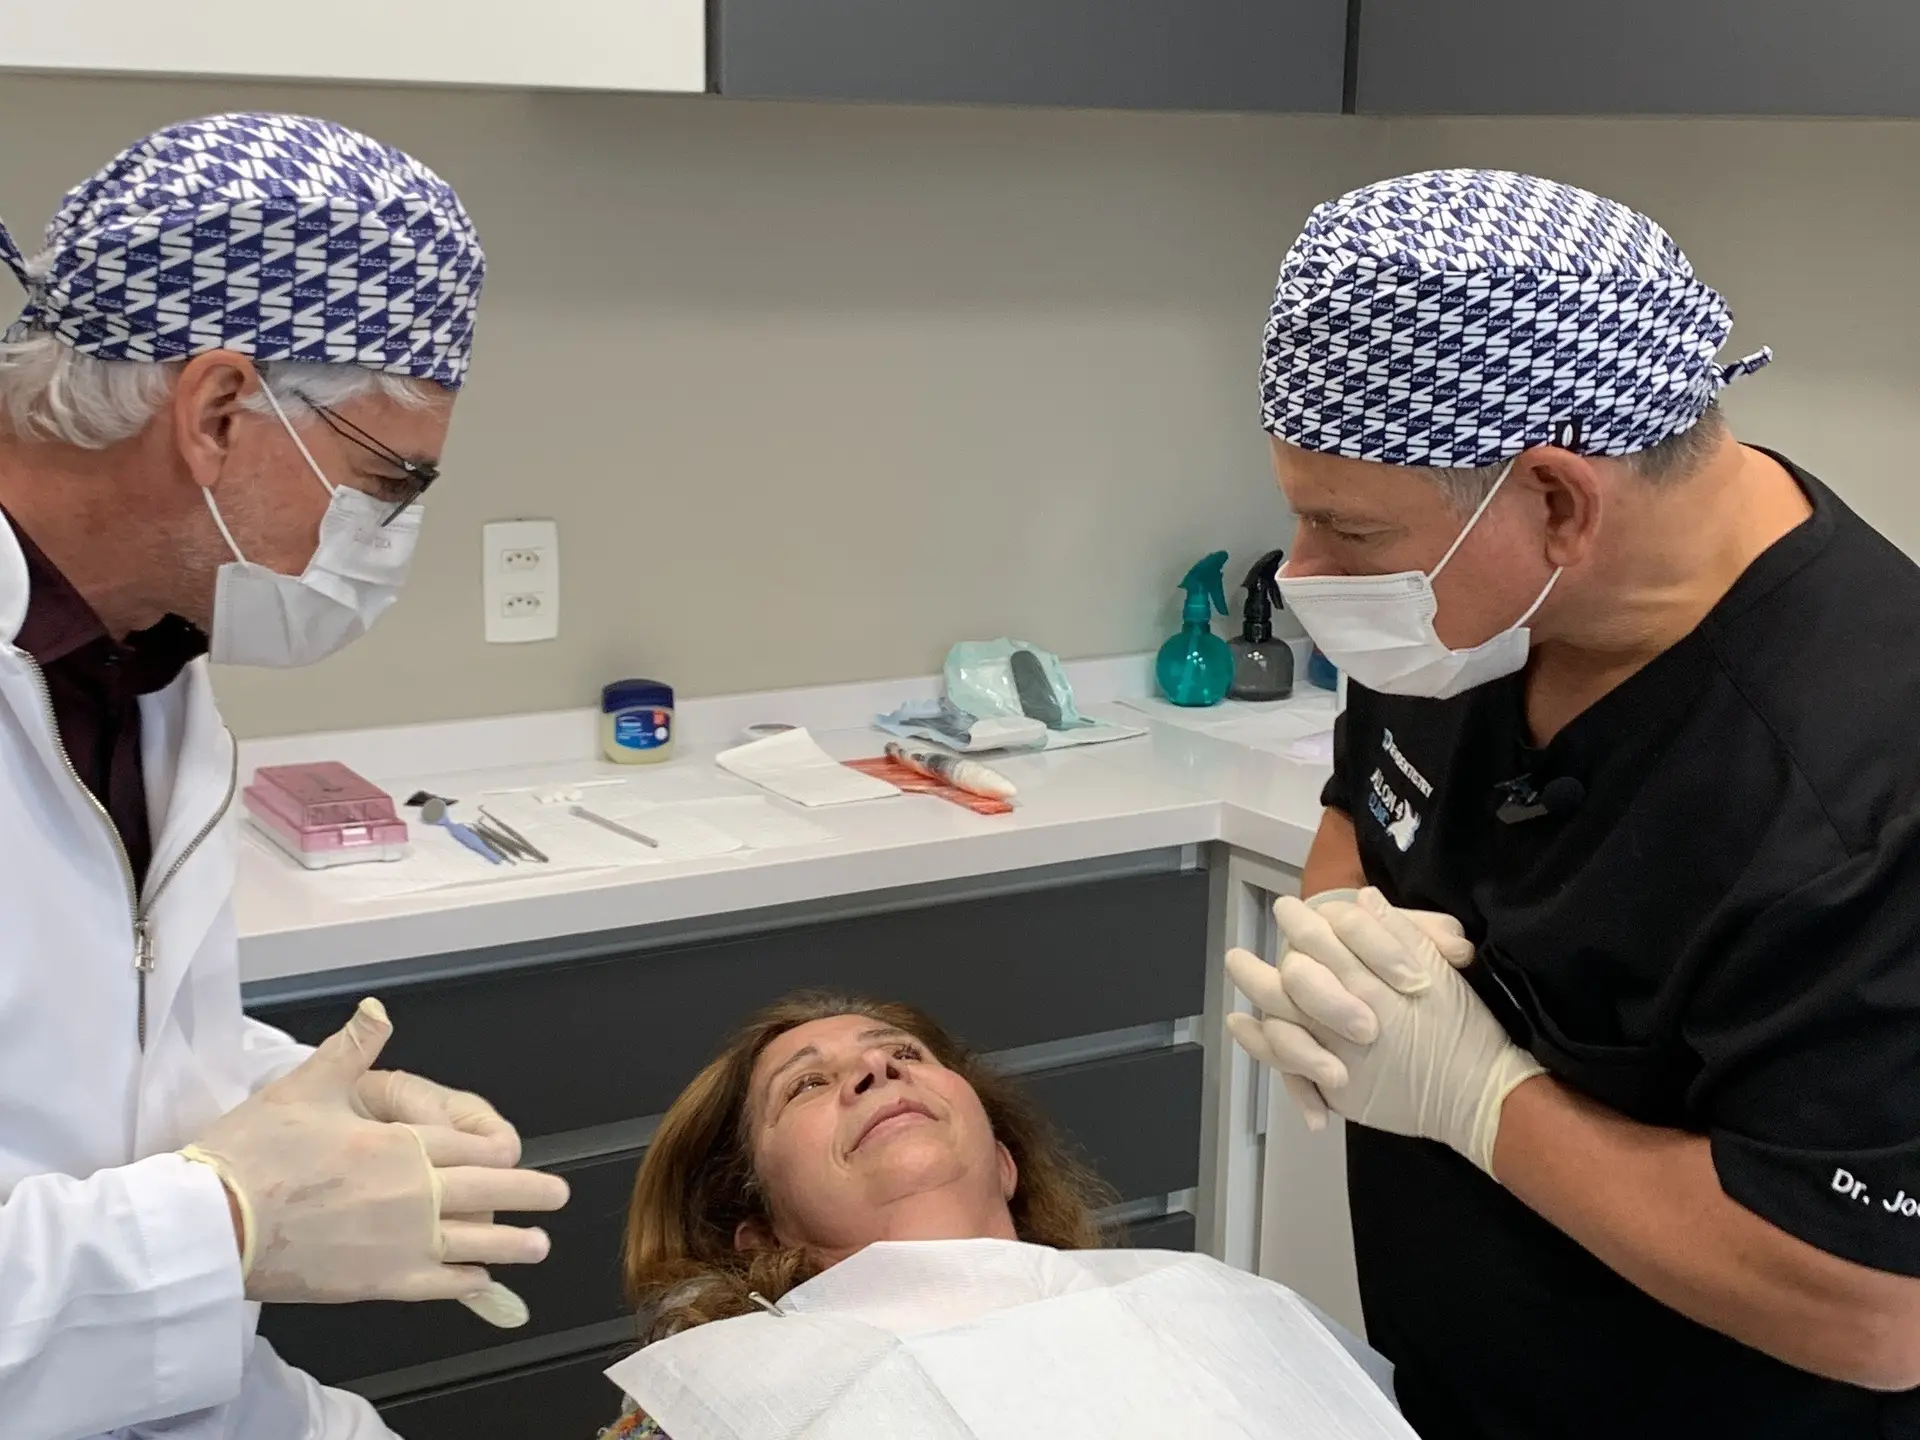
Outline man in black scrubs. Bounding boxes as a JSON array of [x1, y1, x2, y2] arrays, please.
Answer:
[[1226, 169, 1920, 1437]]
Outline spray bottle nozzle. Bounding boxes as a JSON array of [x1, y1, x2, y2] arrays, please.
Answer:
[[1239, 549, 1286, 641], [1177, 551, 1231, 626]]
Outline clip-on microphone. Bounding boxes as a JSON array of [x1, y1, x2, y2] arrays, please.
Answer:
[[1494, 774, 1585, 824]]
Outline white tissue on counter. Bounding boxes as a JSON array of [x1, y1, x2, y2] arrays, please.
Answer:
[[1119, 693, 1336, 761], [715, 728, 902, 808]]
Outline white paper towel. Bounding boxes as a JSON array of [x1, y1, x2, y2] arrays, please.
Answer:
[[715, 729, 901, 808]]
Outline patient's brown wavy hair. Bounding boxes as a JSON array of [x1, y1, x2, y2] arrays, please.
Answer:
[[622, 992, 1115, 1345]]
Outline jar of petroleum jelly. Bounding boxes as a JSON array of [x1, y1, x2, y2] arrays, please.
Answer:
[[601, 679, 675, 764]]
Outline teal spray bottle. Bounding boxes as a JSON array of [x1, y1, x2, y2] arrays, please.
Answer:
[[1156, 551, 1235, 707]]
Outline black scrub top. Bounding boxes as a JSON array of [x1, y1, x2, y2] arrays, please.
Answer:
[[1319, 454, 1920, 1439]]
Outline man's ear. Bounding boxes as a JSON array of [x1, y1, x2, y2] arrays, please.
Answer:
[[1517, 445, 1604, 571], [171, 350, 257, 492], [997, 1142, 1018, 1202], [734, 1216, 775, 1252]]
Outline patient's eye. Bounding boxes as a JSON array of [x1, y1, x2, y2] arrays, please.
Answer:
[[786, 1072, 828, 1100], [892, 1043, 924, 1063]]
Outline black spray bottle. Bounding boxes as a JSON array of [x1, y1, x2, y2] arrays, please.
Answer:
[[1228, 549, 1294, 701]]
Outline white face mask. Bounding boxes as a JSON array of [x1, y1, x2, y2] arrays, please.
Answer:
[[1276, 458, 1561, 701], [203, 384, 423, 668]]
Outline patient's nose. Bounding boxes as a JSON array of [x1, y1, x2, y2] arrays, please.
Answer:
[[848, 1046, 906, 1097]]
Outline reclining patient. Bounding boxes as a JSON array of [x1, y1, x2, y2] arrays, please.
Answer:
[[599, 993, 1405, 1440]]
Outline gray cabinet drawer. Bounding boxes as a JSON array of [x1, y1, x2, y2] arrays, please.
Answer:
[[1025, 1043, 1204, 1202], [1357, 0, 1920, 116], [714, 0, 1347, 113], [260, 1147, 639, 1387], [248, 872, 1208, 1140], [375, 1343, 630, 1440]]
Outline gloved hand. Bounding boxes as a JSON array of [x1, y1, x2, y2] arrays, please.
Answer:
[[355, 1068, 521, 1165], [1228, 887, 1478, 1131], [1226, 888, 1544, 1176], [180, 997, 568, 1324], [353, 1065, 530, 1326]]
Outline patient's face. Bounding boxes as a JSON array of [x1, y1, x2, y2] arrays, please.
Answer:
[[741, 1014, 1018, 1258]]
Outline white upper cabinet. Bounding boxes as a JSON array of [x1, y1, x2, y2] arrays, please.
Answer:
[[0, 0, 707, 94]]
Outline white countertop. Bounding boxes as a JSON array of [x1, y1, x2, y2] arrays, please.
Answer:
[[235, 662, 1335, 984]]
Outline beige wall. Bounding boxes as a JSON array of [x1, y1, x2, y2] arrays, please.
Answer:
[[0, 77, 1913, 736]]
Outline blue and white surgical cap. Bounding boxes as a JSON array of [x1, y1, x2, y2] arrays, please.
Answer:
[[1260, 169, 1770, 468], [0, 112, 484, 389]]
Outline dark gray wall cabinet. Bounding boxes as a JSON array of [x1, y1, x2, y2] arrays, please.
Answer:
[[1357, 0, 1920, 116], [712, 0, 1349, 113]]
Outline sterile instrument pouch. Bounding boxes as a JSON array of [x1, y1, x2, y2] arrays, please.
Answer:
[[944, 639, 1091, 731], [606, 1238, 1412, 1440], [873, 698, 1048, 754]]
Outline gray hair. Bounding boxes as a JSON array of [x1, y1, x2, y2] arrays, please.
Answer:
[[1419, 401, 1729, 512], [0, 331, 438, 449]]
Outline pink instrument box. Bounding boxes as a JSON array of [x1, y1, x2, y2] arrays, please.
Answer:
[[243, 762, 411, 869]]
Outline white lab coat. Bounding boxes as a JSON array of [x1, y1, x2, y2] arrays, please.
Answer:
[[0, 515, 396, 1440]]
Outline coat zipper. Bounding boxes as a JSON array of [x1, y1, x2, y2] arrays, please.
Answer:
[[17, 649, 239, 1050], [138, 741, 239, 1048]]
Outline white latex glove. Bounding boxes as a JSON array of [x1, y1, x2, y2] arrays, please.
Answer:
[[1226, 888, 1544, 1175], [180, 997, 568, 1325], [352, 1065, 534, 1327], [354, 1069, 521, 1167], [1228, 887, 1478, 1131]]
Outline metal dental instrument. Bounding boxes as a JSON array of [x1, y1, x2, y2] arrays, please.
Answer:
[[477, 806, 550, 863], [419, 796, 508, 864], [468, 815, 527, 864], [569, 804, 659, 849]]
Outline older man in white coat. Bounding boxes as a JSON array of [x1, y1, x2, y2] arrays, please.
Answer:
[[0, 113, 568, 1439]]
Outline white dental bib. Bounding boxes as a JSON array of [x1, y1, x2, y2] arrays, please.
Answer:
[[607, 1238, 1413, 1440]]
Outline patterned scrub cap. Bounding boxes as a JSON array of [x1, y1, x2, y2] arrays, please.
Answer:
[[1260, 169, 1770, 467], [0, 112, 484, 388]]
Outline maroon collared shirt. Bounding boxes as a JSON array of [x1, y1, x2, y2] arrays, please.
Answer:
[[6, 508, 207, 886]]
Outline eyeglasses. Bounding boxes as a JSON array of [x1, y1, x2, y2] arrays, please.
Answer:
[[307, 403, 440, 526]]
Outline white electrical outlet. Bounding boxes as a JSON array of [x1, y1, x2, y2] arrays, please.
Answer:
[[483, 519, 559, 643]]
